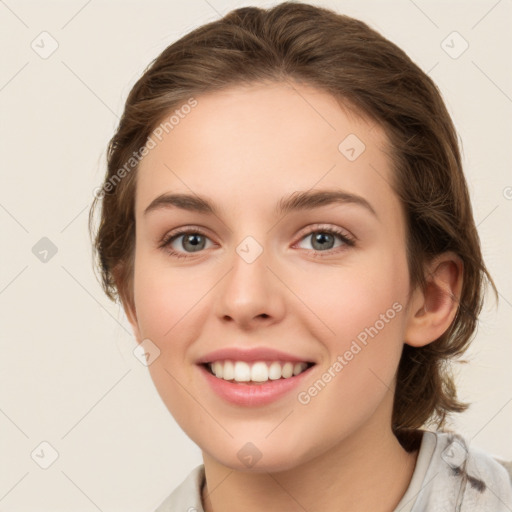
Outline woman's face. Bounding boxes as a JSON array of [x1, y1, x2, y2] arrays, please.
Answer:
[[127, 81, 413, 471]]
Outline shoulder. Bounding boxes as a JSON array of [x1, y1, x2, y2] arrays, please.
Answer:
[[425, 430, 512, 511], [153, 464, 205, 512], [495, 458, 512, 482], [433, 430, 512, 480]]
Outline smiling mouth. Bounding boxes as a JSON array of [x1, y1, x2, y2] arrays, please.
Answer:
[[201, 360, 315, 384]]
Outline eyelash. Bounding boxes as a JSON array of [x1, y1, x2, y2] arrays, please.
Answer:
[[159, 225, 356, 260]]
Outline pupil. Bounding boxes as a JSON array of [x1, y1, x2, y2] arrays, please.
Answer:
[[184, 234, 204, 252], [313, 232, 333, 250]]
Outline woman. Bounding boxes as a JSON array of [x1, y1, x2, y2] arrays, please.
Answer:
[[89, 2, 512, 510]]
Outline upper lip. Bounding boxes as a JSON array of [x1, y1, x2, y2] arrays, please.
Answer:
[[196, 347, 316, 364]]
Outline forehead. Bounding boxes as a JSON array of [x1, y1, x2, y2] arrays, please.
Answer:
[[135, 81, 397, 220]]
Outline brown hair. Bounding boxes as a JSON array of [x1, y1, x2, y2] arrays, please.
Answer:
[[88, 1, 496, 440]]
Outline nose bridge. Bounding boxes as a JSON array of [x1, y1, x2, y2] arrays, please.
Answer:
[[215, 232, 283, 325]]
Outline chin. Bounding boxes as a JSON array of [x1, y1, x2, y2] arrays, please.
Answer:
[[214, 452, 306, 474], [201, 435, 316, 474]]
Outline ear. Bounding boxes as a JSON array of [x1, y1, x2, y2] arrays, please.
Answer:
[[404, 252, 463, 347]]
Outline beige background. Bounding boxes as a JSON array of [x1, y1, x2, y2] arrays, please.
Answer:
[[1, 0, 511, 510]]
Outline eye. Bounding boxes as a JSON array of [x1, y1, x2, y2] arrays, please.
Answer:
[[159, 228, 214, 259], [294, 225, 355, 256], [159, 224, 356, 259]]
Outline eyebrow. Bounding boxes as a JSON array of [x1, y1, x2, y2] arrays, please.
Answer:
[[143, 188, 377, 218]]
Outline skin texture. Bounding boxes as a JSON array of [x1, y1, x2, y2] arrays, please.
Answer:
[[122, 81, 462, 512]]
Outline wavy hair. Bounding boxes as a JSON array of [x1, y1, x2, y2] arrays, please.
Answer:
[[88, 1, 496, 442]]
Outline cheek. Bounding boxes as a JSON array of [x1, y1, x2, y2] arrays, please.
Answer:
[[294, 269, 407, 444], [131, 250, 219, 383], [321, 254, 408, 338], [316, 251, 409, 387], [131, 254, 208, 425], [132, 248, 199, 340]]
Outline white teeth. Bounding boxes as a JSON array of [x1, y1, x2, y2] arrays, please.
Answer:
[[212, 361, 223, 378], [268, 361, 282, 380], [223, 360, 234, 380], [251, 362, 269, 382], [282, 362, 293, 378], [293, 362, 304, 376], [233, 361, 251, 382], [208, 360, 310, 383]]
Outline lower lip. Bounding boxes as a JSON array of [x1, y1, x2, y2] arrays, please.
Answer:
[[198, 364, 314, 407]]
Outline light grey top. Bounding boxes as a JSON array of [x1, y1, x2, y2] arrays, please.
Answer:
[[155, 430, 512, 511]]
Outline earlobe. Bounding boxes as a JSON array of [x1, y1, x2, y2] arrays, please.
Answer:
[[405, 252, 463, 348]]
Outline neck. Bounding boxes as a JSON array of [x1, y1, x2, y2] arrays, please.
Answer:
[[201, 410, 419, 512]]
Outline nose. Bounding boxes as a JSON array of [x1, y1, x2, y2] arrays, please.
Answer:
[[214, 240, 286, 330]]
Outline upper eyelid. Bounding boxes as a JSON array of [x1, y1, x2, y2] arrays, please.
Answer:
[[295, 223, 354, 240], [162, 223, 352, 238], [160, 225, 213, 244]]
